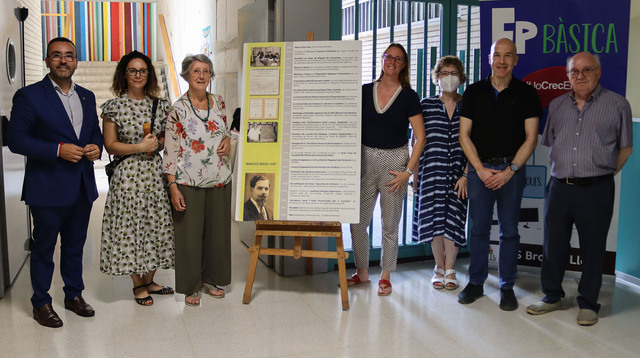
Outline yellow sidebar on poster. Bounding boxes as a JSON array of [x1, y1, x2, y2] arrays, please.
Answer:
[[238, 43, 284, 222], [235, 41, 362, 223]]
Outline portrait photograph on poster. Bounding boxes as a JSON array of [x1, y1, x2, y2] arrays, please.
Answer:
[[246, 122, 278, 143], [243, 173, 276, 221]]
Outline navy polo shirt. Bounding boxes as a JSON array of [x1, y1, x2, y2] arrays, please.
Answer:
[[460, 75, 541, 158]]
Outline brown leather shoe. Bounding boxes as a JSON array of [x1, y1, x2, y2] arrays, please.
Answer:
[[64, 296, 95, 317], [33, 303, 63, 328]]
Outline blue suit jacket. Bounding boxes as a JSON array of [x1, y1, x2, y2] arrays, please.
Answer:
[[8, 76, 103, 207]]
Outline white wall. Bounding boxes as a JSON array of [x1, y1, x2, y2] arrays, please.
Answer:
[[155, 0, 216, 99], [19, 0, 43, 85], [156, 0, 254, 113]]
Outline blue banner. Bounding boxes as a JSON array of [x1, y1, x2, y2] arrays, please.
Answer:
[[480, 0, 630, 272], [480, 0, 631, 131]]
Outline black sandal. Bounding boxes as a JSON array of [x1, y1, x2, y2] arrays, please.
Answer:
[[146, 281, 174, 295], [133, 285, 154, 306]]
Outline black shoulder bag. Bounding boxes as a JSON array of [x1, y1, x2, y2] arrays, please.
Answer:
[[105, 98, 159, 183]]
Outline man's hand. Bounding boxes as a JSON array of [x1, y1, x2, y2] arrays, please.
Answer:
[[476, 166, 499, 184], [484, 168, 515, 190], [59, 143, 84, 163], [83, 144, 101, 161]]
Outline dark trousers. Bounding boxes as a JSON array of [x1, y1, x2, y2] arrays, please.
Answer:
[[29, 185, 93, 308], [173, 184, 231, 295], [541, 176, 614, 312]]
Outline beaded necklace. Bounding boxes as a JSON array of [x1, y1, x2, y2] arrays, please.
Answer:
[[187, 91, 210, 122]]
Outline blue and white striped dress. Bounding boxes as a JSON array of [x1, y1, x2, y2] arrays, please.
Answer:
[[413, 96, 468, 246]]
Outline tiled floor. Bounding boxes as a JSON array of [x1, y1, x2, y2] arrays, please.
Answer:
[[1, 173, 640, 357]]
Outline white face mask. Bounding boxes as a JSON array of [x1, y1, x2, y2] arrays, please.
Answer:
[[439, 75, 461, 93]]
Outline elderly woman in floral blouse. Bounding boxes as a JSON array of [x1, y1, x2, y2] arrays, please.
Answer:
[[163, 54, 232, 307]]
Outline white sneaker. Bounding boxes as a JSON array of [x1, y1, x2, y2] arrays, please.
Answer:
[[577, 309, 598, 326], [526, 300, 562, 315]]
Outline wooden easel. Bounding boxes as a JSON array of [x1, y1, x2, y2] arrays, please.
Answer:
[[242, 220, 350, 310], [242, 31, 350, 310]]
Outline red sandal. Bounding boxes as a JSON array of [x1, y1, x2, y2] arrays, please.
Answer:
[[378, 279, 392, 296], [345, 273, 371, 287]]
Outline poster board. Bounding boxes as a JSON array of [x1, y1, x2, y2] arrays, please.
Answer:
[[235, 40, 362, 223]]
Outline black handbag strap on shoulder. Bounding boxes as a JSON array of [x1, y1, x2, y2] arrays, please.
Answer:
[[149, 98, 159, 134], [109, 98, 160, 164]]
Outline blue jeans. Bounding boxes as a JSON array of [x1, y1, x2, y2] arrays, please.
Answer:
[[467, 163, 526, 289]]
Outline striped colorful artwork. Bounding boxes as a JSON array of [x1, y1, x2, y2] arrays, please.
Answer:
[[41, 1, 156, 61]]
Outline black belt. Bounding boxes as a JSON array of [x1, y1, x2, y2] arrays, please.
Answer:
[[554, 173, 613, 186], [480, 156, 514, 165]]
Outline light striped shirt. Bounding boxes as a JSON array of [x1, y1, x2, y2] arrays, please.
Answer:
[[49, 75, 83, 138], [541, 84, 633, 178]]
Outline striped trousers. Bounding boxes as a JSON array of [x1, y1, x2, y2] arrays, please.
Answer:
[[350, 145, 409, 272]]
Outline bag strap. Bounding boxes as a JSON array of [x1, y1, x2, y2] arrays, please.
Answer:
[[109, 98, 160, 163], [150, 98, 159, 133]]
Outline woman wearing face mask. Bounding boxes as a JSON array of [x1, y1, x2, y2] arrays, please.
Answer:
[[413, 56, 468, 290]]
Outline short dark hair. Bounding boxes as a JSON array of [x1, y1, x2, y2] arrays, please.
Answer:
[[111, 50, 161, 98], [46, 37, 76, 57], [249, 175, 269, 188]]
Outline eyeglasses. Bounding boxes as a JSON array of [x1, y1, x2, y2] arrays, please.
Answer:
[[48, 53, 75, 62], [192, 68, 212, 77], [438, 70, 460, 77], [127, 68, 149, 77], [568, 67, 598, 78], [382, 54, 406, 64]]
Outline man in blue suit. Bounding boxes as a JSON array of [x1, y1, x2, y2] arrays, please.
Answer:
[[8, 37, 103, 328]]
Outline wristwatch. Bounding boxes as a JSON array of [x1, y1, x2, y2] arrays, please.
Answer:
[[405, 168, 413, 176], [509, 163, 519, 172]]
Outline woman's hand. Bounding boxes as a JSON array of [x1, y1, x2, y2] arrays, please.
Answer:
[[385, 170, 411, 194], [217, 136, 231, 157], [454, 176, 468, 199], [170, 185, 186, 211], [138, 133, 159, 153]]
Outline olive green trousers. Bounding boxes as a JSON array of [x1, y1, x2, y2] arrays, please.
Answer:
[[172, 183, 231, 295]]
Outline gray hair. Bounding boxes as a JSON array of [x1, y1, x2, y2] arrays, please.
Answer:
[[180, 54, 215, 80], [566, 52, 601, 72]]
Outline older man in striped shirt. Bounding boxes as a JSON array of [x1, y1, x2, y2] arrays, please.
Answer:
[[526, 52, 633, 326]]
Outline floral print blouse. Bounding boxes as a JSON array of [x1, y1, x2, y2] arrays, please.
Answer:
[[163, 93, 231, 188]]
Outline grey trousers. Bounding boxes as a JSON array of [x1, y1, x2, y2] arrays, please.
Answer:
[[173, 183, 231, 295]]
